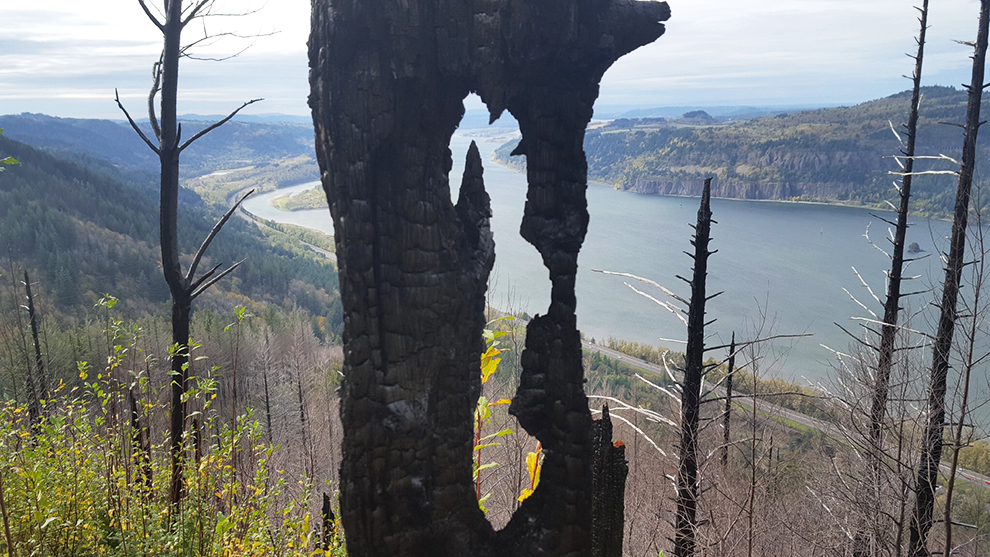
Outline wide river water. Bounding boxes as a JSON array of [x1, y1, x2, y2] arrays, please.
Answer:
[[243, 131, 952, 385]]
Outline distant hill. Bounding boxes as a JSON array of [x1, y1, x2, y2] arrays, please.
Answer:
[[497, 86, 985, 216], [0, 113, 318, 182], [0, 133, 341, 332]]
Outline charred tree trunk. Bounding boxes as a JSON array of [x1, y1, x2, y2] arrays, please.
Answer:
[[308, 0, 668, 554], [296, 370, 313, 478], [168, 296, 191, 506], [869, 0, 928, 459], [262, 331, 275, 446], [721, 332, 735, 467], [118, 0, 258, 507], [674, 178, 716, 557], [129, 389, 153, 491], [22, 271, 48, 427], [858, 5, 929, 555], [591, 405, 628, 557], [908, 2, 990, 555]]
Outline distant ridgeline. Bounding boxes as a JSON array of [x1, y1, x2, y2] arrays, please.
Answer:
[[0, 126, 341, 335], [0, 113, 319, 187], [495, 87, 988, 217]]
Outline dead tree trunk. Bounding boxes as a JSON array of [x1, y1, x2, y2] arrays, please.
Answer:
[[118, 0, 259, 507], [308, 0, 669, 554], [857, 5, 929, 554], [721, 332, 735, 467], [907, 2, 990, 554], [21, 271, 48, 426], [674, 178, 715, 557], [591, 405, 628, 557], [869, 0, 928, 464]]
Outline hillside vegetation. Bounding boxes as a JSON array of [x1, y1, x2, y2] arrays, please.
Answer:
[[0, 133, 341, 331], [496, 86, 986, 216]]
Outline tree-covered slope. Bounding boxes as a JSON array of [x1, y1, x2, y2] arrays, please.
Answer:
[[0, 134, 341, 333]]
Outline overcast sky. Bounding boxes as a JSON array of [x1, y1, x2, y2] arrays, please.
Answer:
[[0, 0, 984, 119]]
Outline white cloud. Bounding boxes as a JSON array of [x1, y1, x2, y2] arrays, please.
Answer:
[[2, 0, 986, 118]]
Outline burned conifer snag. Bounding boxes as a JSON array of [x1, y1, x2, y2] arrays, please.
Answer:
[[308, 0, 669, 555]]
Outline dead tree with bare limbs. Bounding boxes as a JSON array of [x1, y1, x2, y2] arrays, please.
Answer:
[[117, 0, 261, 507], [908, 2, 990, 554], [674, 178, 718, 557]]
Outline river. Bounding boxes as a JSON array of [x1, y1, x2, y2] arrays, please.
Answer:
[[243, 131, 952, 385]]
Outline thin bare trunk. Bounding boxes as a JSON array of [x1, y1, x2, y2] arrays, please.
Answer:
[[0, 467, 13, 557], [943, 209, 987, 557], [908, 2, 990, 554], [22, 272, 48, 426], [674, 178, 715, 557], [721, 332, 735, 467]]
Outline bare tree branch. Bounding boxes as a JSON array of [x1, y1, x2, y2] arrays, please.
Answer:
[[115, 89, 159, 154], [148, 58, 163, 142], [186, 188, 255, 283], [137, 0, 165, 32], [188, 262, 223, 293], [593, 268, 690, 306], [191, 259, 246, 300], [181, 0, 211, 27]]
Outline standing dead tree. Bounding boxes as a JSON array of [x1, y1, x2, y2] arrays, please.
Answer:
[[908, 1, 990, 554], [308, 0, 669, 554], [117, 0, 260, 507], [674, 178, 717, 557], [846, 3, 930, 554], [21, 271, 49, 428], [720, 332, 735, 467], [868, 0, 929, 479]]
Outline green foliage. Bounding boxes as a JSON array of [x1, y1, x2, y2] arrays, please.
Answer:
[[0, 301, 345, 556], [955, 439, 990, 477], [0, 134, 342, 333], [0, 129, 18, 172], [473, 320, 514, 513], [270, 186, 329, 212]]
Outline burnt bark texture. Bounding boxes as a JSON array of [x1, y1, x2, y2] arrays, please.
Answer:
[[908, 2, 989, 555], [674, 178, 715, 557], [308, 0, 669, 555], [591, 405, 628, 557], [22, 271, 49, 428], [869, 0, 928, 456], [858, 4, 928, 554]]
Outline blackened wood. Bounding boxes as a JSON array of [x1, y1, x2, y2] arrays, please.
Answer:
[[869, 0, 928, 456], [908, 2, 989, 555], [674, 178, 714, 557], [721, 333, 735, 467], [308, 0, 669, 554], [591, 405, 628, 557], [322, 492, 336, 550], [22, 271, 48, 427]]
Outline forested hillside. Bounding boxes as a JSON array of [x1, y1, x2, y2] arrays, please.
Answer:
[[496, 86, 986, 215], [0, 133, 341, 329]]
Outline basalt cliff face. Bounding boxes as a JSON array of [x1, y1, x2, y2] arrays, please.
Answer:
[[495, 87, 987, 214]]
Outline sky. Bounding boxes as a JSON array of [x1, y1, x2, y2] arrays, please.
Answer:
[[0, 0, 985, 120]]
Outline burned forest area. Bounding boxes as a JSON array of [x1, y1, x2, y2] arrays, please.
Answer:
[[4, 0, 990, 556]]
